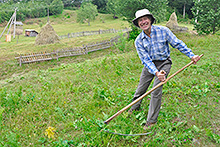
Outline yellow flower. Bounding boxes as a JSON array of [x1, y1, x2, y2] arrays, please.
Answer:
[[45, 126, 56, 139]]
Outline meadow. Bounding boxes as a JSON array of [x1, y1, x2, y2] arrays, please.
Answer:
[[0, 10, 220, 146]]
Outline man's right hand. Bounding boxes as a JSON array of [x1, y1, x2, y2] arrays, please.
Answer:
[[156, 70, 166, 82]]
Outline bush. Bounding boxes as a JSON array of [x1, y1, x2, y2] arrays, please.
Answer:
[[49, 0, 64, 15], [128, 25, 141, 41]]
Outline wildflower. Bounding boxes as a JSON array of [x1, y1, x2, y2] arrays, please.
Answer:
[[184, 139, 186, 141], [45, 126, 56, 139]]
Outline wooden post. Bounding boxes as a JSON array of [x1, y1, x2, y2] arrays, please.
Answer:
[[47, 5, 49, 23], [85, 45, 88, 54], [13, 8, 17, 39], [19, 55, 22, 66], [0, 12, 15, 39], [56, 50, 59, 61]]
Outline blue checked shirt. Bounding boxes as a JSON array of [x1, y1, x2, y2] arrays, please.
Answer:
[[135, 25, 195, 75]]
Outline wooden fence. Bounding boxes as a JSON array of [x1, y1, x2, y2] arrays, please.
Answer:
[[59, 28, 130, 39], [15, 35, 122, 66]]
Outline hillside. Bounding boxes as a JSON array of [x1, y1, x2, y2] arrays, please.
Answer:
[[0, 10, 220, 146], [0, 10, 129, 80]]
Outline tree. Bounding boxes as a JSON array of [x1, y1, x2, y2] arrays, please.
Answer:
[[91, 0, 108, 13], [76, 2, 98, 26], [107, 0, 167, 40], [192, 0, 220, 34], [106, 0, 119, 18], [112, 0, 167, 23], [49, 0, 64, 15], [168, 0, 194, 19], [71, 0, 82, 7]]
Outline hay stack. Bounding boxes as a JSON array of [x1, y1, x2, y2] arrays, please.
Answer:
[[166, 12, 188, 33], [10, 26, 23, 35], [35, 23, 60, 45], [166, 12, 179, 29]]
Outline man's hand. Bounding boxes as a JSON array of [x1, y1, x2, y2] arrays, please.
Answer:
[[191, 55, 201, 64], [156, 70, 166, 82]]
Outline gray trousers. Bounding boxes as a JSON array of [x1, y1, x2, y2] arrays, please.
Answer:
[[131, 57, 172, 123]]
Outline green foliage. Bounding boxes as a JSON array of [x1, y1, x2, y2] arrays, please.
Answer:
[[49, 0, 64, 15], [106, 0, 120, 17], [168, 0, 194, 19], [0, 0, 64, 22], [113, 33, 133, 52], [91, 0, 108, 13], [192, 0, 220, 34], [109, 0, 167, 23], [128, 25, 141, 40], [76, 2, 98, 26]]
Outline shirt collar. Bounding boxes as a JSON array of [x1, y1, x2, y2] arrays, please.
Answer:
[[140, 25, 155, 39]]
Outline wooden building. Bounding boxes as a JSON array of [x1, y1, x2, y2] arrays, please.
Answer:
[[25, 29, 38, 37]]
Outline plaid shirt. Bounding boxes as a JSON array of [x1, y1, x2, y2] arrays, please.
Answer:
[[135, 25, 195, 75]]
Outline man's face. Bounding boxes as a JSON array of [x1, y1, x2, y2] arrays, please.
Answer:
[[138, 16, 152, 32]]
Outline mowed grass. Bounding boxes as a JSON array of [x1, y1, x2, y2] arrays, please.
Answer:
[[0, 10, 129, 80], [0, 10, 220, 146]]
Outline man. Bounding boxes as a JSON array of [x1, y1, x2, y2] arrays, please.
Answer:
[[129, 9, 200, 130]]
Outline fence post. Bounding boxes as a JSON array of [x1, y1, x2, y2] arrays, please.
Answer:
[[85, 45, 88, 54], [19, 55, 22, 66], [56, 50, 59, 61]]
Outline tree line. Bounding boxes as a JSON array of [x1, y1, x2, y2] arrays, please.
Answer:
[[0, 0, 219, 34], [0, 0, 64, 23]]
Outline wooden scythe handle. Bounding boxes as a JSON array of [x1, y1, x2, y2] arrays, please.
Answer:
[[104, 54, 204, 125]]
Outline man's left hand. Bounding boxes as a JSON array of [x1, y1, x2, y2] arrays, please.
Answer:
[[191, 55, 201, 64]]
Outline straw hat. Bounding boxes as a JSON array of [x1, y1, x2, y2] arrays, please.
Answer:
[[132, 9, 155, 28]]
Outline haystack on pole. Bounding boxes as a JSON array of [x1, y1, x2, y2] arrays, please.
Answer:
[[13, 8, 17, 39], [10, 21, 23, 43], [35, 23, 60, 45], [166, 12, 188, 33]]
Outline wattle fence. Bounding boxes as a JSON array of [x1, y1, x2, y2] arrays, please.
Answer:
[[15, 34, 124, 66], [59, 28, 130, 39]]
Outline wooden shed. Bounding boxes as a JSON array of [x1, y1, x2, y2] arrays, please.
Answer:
[[25, 29, 38, 37]]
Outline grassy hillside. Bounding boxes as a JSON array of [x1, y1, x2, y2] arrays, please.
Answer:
[[0, 10, 220, 146], [0, 10, 129, 81]]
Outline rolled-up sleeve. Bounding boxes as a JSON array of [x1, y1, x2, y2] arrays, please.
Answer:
[[165, 28, 195, 59]]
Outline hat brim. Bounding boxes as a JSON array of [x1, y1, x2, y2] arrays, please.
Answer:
[[132, 14, 155, 28]]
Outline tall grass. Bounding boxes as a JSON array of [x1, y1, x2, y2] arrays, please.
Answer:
[[0, 33, 219, 146], [0, 10, 220, 146]]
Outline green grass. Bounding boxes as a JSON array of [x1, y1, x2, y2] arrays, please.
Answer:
[[0, 10, 220, 146]]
